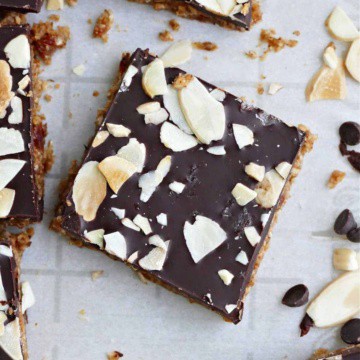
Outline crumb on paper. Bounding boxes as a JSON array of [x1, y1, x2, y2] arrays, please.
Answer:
[[54, 83, 60, 89], [78, 309, 89, 321], [31, 21, 70, 65], [159, 30, 174, 42], [245, 50, 258, 59], [172, 73, 194, 90], [93, 9, 114, 43], [44, 94, 52, 102], [48, 14, 60, 22], [93, 90, 99, 97], [327, 170, 346, 189], [91, 270, 104, 281], [68, 111, 73, 119], [107, 351, 123, 360], [293, 30, 301, 36], [87, 18, 93, 25], [169, 19, 180, 31], [73, 64, 85, 76], [66, 0, 77, 6], [257, 83, 265, 95], [192, 41, 218, 51]]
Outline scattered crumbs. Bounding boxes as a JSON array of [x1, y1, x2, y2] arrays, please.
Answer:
[[260, 74, 266, 80], [87, 18, 93, 25], [172, 73, 194, 90], [158, 30, 174, 42], [44, 94, 52, 102], [78, 309, 89, 321], [54, 83, 60, 89], [293, 30, 301, 36], [48, 14, 60, 22], [257, 83, 265, 95], [245, 50, 258, 59], [91, 270, 104, 281], [193, 41, 218, 51], [66, 0, 78, 6], [327, 170, 346, 189], [93, 9, 114, 43], [93, 90, 100, 97], [79, 309, 86, 316], [107, 351, 123, 360], [169, 19, 180, 31]]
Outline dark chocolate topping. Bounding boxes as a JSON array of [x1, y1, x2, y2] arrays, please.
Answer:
[[60, 49, 305, 323], [320, 346, 360, 360], [0, 0, 43, 13]]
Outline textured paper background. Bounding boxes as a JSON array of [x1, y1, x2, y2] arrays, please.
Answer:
[[24, 0, 360, 359]]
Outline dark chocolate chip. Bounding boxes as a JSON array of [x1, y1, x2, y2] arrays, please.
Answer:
[[334, 209, 357, 235], [282, 284, 309, 307], [339, 122, 360, 146], [347, 227, 360, 243], [300, 314, 314, 337], [348, 154, 360, 173], [340, 318, 360, 345]]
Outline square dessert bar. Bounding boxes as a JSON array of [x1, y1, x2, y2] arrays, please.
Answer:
[[0, 0, 43, 13], [129, 0, 260, 31], [0, 25, 49, 226], [53, 49, 314, 324]]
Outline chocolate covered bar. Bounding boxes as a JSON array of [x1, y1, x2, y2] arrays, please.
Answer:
[[313, 346, 360, 360], [0, 25, 50, 227], [0, 0, 43, 13], [52, 48, 315, 323], [129, 0, 261, 31]]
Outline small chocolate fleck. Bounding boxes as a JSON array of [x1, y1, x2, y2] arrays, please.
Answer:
[[348, 154, 360, 173], [340, 318, 360, 345], [334, 209, 357, 235], [339, 122, 360, 146], [347, 227, 360, 243], [300, 313, 314, 337], [282, 284, 309, 307]]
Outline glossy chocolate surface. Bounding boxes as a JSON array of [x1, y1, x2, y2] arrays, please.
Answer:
[[0, 26, 41, 221], [60, 49, 304, 323], [0, 0, 43, 13], [321, 346, 360, 360]]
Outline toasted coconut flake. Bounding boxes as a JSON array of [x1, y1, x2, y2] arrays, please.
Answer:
[[84, 229, 105, 249], [231, 183, 257, 206], [233, 124, 254, 150], [21, 281, 35, 314], [136, 101, 161, 114], [169, 181, 185, 194], [333, 248, 359, 271], [161, 40, 193, 67], [268, 83, 283, 95], [0, 318, 23, 360], [160, 122, 197, 152], [104, 232, 127, 260], [245, 162, 265, 182], [117, 138, 146, 172], [244, 226, 261, 246], [210, 88, 226, 102], [92, 131, 109, 148], [106, 123, 131, 138], [346, 37, 360, 83], [218, 269, 234, 285], [0, 128, 25, 156], [0, 60, 13, 114], [121, 218, 140, 232], [0, 188, 15, 218], [0, 159, 26, 191], [207, 145, 226, 155], [4, 34, 30, 69], [142, 58, 168, 98], [144, 108, 169, 125], [255, 170, 285, 208], [133, 214, 152, 235], [73, 161, 107, 222], [111, 207, 125, 220], [236, 250, 249, 265], [275, 161, 292, 179], [156, 213, 168, 226], [139, 238, 170, 271], [326, 6, 359, 42]]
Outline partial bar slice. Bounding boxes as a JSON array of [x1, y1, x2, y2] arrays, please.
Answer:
[[52, 49, 315, 324], [0, 0, 43, 13], [312, 345, 360, 360]]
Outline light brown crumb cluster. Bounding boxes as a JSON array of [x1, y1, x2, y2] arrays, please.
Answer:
[[107, 351, 123, 360], [257, 83, 265, 95], [66, 0, 78, 6], [192, 41, 218, 51], [93, 9, 114, 43], [0, 12, 26, 26], [172, 73, 193, 89], [44, 94, 52, 102], [48, 14, 60, 22], [327, 170, 346, 189], [169, 19, 180, 31], [93, 90, 99, 97], [159, 30, 174, 42], [31, 21, 71, 65]]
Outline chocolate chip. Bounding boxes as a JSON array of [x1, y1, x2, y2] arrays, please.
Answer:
[[339, 122, 360, 146], [348, 154, 360, 173], [300, 314, 314, 337], [347, 227, 360, 243], [282, 284, 309, 307], [340, 318, 360, 345], [334, 209, 357, 235]]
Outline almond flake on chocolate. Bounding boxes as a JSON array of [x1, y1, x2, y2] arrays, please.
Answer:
[[0, 128, 25, 156], [0, 276, 7, 311], [0, 245, 12, 258], [8, 96, 23, 124], [236, 250, 249, 265], [169, 181, 185, 194], [92, 131, 109, 148], [4, 34, 30, 69], [0, 188, 15, 218], [84, 229, 105, 249], [231, 183, 257, 206], [21, 281, 35, 314], [323, 43, 338, 69], [136, 101, 161, 114], [0, 318, 23, 360], [160, 40, 192, 68], [244, 226, 261, 247], [121, 218, 140, 232], [111, 207, 126, 220], [179, 77, 226, 144], [261, 213, 270, 228], [346, 38, 360, 83], [148, 234, 167, 250], [306, 270, 360, 328], [210, 88, 226, 102], [121, 65, 138, 89], [207, 146, 226, 155], [218, 269, 234, 286], [156, 213, 168, 226], [139, 238, 170, 271], [163, 85, 193, 134], [268, 83, 283, 95], [73, 161, 107, 222], [0, 60, 14, 114], [18, 75, 30, 94], [117, 138, 146, 172], [196, 0, 225, 15], [104, 232, 127, 260], [142, 58, 168, 98], [106, 123, 131, 138], [333, 248, 359, 271], [184, 215, 227, 263], [0, 312, 6, 336], [326, 6, 359, 42], [255, 170, 285, 208], [133, 214, 152, 235], [98, 156, 137, 193], [225, 304, 237, 314], [127, 251, 139, 264], [144, 108, 169, 125], [0, 159, 26, 191], [275, 161, 292, 179], [245, 162, 265, 182], [160, 122, 198, 152], [233, 124, 254, 150]]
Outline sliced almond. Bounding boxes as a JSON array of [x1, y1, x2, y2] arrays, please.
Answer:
[[136, 101, 160, 114], [138, 239, 170, 271], [244, 226, 261, 247], [121, 218, 140, 232], [160, 121, 198, 152], [8, 96, 23, 124], [0, 318, 23, 360], [210, 88, 226, 102], [0, 245, 12, 258], [117, 138, 146, 172], [178, 77, 225, 144], [127, 251, 139, 264], [98, 156, 137, 194], [169, 181, 185, 194], [121, 64, 138, 88], [72, 64, 85, 76], [18, 75, 30, 93], [195, 0, 223, 15], [207, 146, 226, 156], [326, 6, 359, 42], [261, 213, 270, 228], [4, 34, 31, 69], [0, 275, 7, 311], [104, 232, 127, 260], [268, 83, 283, 95], [73, 161, 107, 222], [0, 159, 26, 191], [184, 215, 227, 263], [323, 43, 338, 69], [47, 0, 64, 10], [255, 170, 285, 208], [142, 58, 168, 98], [0, 188, 15, 218], [133, 214, 152, 235], [156, 213, 168, 226], [160, 40, 193, 68], [21, 281, 35, 314], [144, 108, 169, 125], [245, 162, 265, 182], [92, 131, 109, 148], [231, 183, 257, 206], [106, 123, 131, 137], [84, 228, 104, 249], [110, 207, 125, 220], [306, 270, 360, 328], [148, 234, 167, 250], [275, 161, 292, 179], [0, 60, 13, 114], [333, 248, 359, 271], [345, 37, 360, 83], [225, 304, 237, 314], [218, 269, 234, 286], [236, 250, 249, 265], [0, 128, 25, 156], [233, 124, 254, 150]]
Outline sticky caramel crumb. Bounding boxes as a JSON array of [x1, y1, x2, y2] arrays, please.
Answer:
[[172, 74, 194, 90], [169, 19, 180, 31], [93, 9, 114, 43], [327, 170, 346, 189], [48, 14, 60, 22], [293, 30, 301, 36], [54, 83, 60, 89], [107, 351, 123, 360], [93, 90, 100, 97], [44, 94, 52, 102], [192, 42, 218, 51], [257, 83, 265, 95], [159, 30, 174, 42], [245, 50, 258, 59], [66, 0, 78, 6]]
